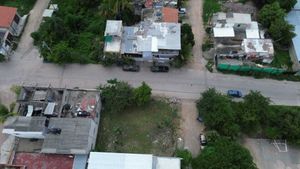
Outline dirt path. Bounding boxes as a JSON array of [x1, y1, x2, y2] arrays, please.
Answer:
[[13, 0, 50, 60], [179, 100, 204, 157], [186, 0, 206, 70]]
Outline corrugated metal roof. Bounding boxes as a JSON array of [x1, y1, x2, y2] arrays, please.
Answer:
[[88, 152, 153, 169], [286, 10, 300, 61], [155, 157, 181, 169], [213, 27, 235, 37]]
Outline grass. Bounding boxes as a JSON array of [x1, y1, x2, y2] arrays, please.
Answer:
[[96, 99, 179, 156], [203, 0, 221, 24], [0, 0, 37, 15], [271, 49, 293, 70]]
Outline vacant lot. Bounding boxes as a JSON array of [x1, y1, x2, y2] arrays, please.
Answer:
[[96, 99, 179, 156], [0, 0, 37, 15]]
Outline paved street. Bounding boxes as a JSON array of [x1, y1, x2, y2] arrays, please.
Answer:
[[0, 0, 299, 107]]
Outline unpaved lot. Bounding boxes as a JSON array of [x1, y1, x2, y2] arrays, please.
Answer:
[[179, 100, 204, 156]]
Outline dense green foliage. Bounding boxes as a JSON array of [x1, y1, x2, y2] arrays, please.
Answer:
[[0, 0, 36, 15], [197, 89, 300, 144], [175, 149, 193, 169], [196, 88, 240, 138], [203, 0, 221, 24], [258, 2, 286, 28], [99, 80, 152, 113], [192, 138, 258, 169], [173, 24, 195, 67], [31, 0, 139, 64], [0, 104, 10, 122], [269, 18, 296, 46], [252, 0, 297, 12], [99, 79, 134, 113], [258, 2, 295, 47], [134, 82, 152, 106], [271, 49, 293, 70]]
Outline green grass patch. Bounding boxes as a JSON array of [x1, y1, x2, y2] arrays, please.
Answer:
[[0, 0, 37, 15], [203, 0, 221, 24], [96, 99, 179, 156], [271, 49, 293, 70]]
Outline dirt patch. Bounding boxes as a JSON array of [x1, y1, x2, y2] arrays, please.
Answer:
[[179, 100, 204, 157], [0, 86, 16, 108]]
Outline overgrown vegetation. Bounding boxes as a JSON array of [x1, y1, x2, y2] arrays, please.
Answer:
[[99, 79, 152, 113], [173, 24, 195, 67], [0, 0, 37, 15], [203, 0, 221, 24], [197, 88, 300, 144], [271, 49, 293, 70], [258, 2, 295, 47], [96, 99, 179, 155], [10, 85, 21, 98], [31, 0, 139, 64], [0, 54, 5, 62], [192, 137, 258, 169], [0, 104, 14, 123], [175, 149, 193, 169]]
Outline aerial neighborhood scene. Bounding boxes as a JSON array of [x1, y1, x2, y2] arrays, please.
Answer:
[[1, 0, 300, 168]]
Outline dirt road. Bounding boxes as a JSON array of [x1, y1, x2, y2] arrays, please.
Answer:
[[186, 0, 206, 70], [179, 100, 204, 157]]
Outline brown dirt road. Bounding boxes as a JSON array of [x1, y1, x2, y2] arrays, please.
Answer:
[[179, 100, 205, 157], [186, 0, 206, 70]]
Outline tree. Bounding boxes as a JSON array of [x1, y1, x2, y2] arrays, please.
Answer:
[[99, 79, 134, 113], [175, 149, 192, 169], [196, 88, 240, 137], [258, 2, 286, 28], [192, 138, 257, 169], [269, 18, 296, 46], [237, 91, 271, 133], [100, 0, 132, 18], [174, 24, 195, 67], [252, 0, 297, 12], [134, 82, 152, 106]]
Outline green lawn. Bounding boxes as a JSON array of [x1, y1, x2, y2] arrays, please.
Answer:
[[203, 0, 221, 24], [96, 99, 179, 156], [0, 0, 37, 15], [271, 49, 293, 70]]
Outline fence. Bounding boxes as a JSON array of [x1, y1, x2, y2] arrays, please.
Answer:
[[217, 63, 286, 75]]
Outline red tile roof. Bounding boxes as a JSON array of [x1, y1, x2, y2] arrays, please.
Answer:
[[162, 7, 178, 23], [13, 153, 74, 169], [145, 0, 153, 8], [0, 6, 17, 28]]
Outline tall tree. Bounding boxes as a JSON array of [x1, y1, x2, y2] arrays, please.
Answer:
[[258, 2, 286, 28]]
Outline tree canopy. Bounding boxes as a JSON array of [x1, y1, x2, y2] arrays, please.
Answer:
[[269, 18, 296, 46], [258, 2, 286, 28], [192, 138, 257, 169], [196, 88, 240, 137], [134, 82, 152, 106]]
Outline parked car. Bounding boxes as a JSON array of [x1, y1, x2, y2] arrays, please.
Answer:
[[227, 90, 243, 98], [199, 133, 207, 149], [178, 8, 186, 14], [150, 62, 170, 72], [122, 64, 140, 72]]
